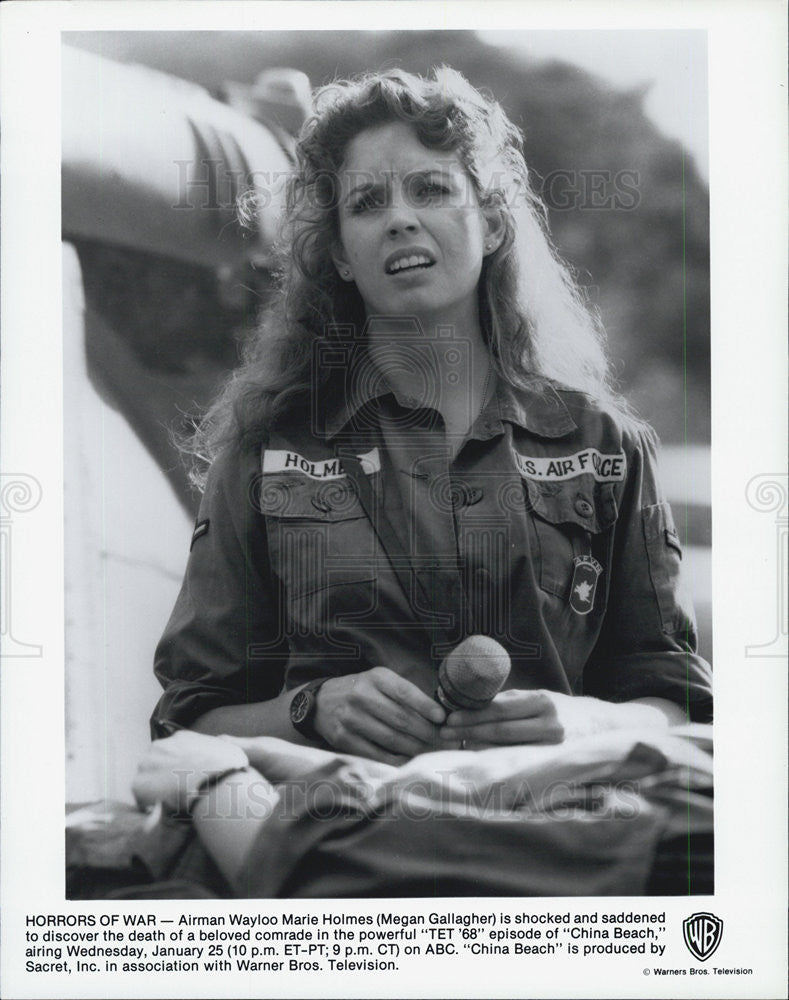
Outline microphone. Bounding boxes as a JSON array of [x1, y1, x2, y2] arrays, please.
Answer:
[[435, 635, 511, 712]]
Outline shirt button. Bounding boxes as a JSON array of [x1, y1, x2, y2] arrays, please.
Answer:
[[466, 486, 484, 506], [575, 497, 594, 518]]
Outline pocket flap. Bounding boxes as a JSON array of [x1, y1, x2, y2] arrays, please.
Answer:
[[258, 475, 366, 521], [525, 478, 618, 533]]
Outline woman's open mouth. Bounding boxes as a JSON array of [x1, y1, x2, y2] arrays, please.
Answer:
[[385, 252, 435, 275]]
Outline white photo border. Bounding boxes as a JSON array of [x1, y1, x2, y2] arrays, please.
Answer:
[[1, 2, 786, 999]]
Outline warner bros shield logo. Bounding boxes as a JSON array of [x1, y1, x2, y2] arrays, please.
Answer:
[[683, 912, 723, 961]]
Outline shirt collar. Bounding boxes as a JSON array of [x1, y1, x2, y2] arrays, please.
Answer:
[[322, 374, 398, 439], [494, 378, 577, 438], [322, 347, 429, 439], [322, 363, 577, 440]]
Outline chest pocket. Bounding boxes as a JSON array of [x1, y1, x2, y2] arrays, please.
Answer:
[[259, 475, 377, 599], [525, 478, 618, 612]]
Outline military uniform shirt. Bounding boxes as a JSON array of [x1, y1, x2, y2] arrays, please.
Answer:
[[151, 377, 712, 738]]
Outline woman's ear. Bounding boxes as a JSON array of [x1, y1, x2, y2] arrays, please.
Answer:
[[331, 245, 354, 282], [482, 204, 507, 256]]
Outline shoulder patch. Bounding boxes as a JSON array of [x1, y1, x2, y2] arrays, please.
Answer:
[[190, 519, 209, 550]]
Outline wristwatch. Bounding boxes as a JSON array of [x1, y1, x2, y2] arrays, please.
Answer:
[[289, 679, 326, 741]]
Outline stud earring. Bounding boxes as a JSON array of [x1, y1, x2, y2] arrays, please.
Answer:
[[342, 268, 352, 279]]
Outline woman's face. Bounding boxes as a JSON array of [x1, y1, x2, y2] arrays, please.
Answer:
[[332, 121, 500, 324]]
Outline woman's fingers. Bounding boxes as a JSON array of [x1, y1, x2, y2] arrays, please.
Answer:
[[342, 705, 434, 758], [362, 688, 443, 749], [372, 668, 446, 726], [440, 690, 625, 747], [438, 689, 563, 746], [441, 717, 564, 746], [442, 689, 553, 728], [316, 667, 445, 759]]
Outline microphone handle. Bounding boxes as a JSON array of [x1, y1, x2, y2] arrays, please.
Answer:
[[435, 678, 497, 713]]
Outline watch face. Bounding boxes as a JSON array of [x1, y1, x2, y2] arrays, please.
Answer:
[[291, 690, 311, 725]]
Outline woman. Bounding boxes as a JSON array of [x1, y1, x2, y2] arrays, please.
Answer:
[[151, 67, 712, 766]]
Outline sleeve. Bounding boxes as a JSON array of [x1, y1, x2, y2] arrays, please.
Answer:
[[582, 425, 713, 721], [150, 442, 288, 739]]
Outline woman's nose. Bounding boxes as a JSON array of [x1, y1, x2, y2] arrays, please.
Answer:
[[386, 191, 420, 237], [388, 220, 418, 237]]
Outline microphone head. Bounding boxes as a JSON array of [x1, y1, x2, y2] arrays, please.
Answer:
[[437, 635, 511, 712]]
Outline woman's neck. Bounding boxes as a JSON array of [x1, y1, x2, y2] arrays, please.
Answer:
[[366, 315, 494, 442]]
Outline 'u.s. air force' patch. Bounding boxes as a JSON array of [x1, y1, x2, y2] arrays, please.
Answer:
[[515, 448, 626, 483], [262, 447, 380, 480]]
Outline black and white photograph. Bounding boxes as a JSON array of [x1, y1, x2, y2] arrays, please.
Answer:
[[61, 26, 715, 900], [1, 3, 786, 999]]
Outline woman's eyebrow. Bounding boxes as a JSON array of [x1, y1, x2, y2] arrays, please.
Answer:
[[405, 168, 454, 182], [343, 176, 386, 203]]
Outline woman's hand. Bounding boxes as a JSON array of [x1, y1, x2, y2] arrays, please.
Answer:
[[315, 666, 446, 765], [438, 689, 680, 748], [132, 730, 249, 813]]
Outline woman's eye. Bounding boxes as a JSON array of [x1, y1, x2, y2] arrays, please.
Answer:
[[351, 191, 384, 214], [412, 181, 449, 203]]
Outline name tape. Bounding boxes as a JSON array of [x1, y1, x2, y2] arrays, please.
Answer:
[[515, 448, 626, 483], [263, 447, 381, 481]]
